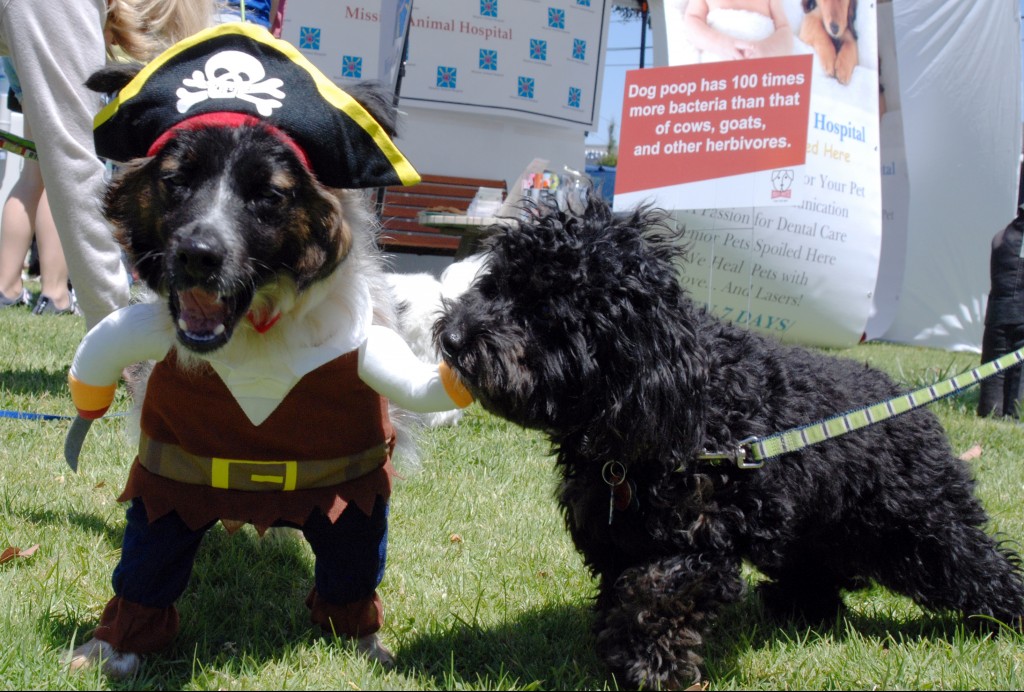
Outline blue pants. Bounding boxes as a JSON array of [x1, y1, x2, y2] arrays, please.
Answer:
[[112, 496, 389, 609]]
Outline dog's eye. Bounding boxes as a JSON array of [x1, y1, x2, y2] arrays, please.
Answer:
[[248, 186, 288, 209], [257, 186, 286, 201], [160, 171, 189, 190]]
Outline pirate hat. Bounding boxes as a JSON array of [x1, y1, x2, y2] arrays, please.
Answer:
[[94, 22, 420, 189]]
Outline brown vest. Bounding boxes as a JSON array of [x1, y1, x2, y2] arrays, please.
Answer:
[[118, 349, 395, 531]]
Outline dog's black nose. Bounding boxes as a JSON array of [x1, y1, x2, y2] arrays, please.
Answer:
[[439, 326, 466, 355], [829, 22, 840, 37], [174, 235, 224, 282]]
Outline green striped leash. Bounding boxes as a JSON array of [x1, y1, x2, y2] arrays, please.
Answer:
[[0, 128, 37, 160], [695, 345, 1024, 470]]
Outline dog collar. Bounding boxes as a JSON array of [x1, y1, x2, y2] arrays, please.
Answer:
[[94, 21, 419, 189]]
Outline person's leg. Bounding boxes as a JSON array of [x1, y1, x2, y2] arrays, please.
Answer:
[[1004, 364, 1023, 419], [1, 0, 131, 328], [13, 117, 73, 313], [0, 156, 39, 305], [1004, 324, 1024, 419], [978, 323, 1008, 417], [33, 188, 74, 312], [270, 0, 287, 36], [0, 121, 73, 313]]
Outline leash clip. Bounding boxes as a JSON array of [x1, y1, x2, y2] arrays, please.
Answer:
[[697, 436, 762, 470]]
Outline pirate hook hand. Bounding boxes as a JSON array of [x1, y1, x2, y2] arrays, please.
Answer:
[[357, 324, 473, 412]]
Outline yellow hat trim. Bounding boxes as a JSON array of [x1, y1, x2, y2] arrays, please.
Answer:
[[95, 22, 420, 186]]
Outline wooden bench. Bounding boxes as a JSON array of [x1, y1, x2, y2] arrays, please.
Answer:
[[378, 173, 507, 257]]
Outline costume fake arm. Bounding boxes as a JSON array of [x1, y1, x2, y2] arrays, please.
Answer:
[[68, 301, 175, 419], [65, 302, 174, 471], [357, 324, 473, 413]]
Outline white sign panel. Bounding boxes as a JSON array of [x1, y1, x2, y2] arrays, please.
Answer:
[[619, 0, 881, 348], [399, 0, 608, 128], [282, 0, 608, 129], [281, 1, 399, 86]]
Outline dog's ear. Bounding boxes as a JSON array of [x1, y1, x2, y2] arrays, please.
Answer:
[[102, 157, 167, 289], [85, 63, 143, 96], [291, 187, 353, 290], [344, 81, 400, 137], [848, 0, 858, 40], [626, 212, 709, 463]]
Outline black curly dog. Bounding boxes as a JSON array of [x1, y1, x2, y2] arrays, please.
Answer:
[[436, 198, 1024, 689]]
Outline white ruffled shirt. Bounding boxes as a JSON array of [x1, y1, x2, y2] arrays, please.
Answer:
[[69, 289, 467, 426]]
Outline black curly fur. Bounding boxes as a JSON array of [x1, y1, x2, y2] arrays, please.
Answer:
[[436, 197, 1024, 689]]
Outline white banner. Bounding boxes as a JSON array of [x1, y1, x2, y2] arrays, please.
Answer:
[[618, 0, 880, 348], [283, 0, 609, 129], [863, 1, 909, 341], [280, 1, 406, 86], [400, 0, 609, 128], [874, 0, 1021, 352]]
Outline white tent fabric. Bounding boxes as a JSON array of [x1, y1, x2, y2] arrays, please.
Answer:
[[868, 0, 1021, 351]]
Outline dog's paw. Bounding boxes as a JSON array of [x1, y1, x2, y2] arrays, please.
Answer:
[[66, 638, 141, 680], [819, 54, 838, 80], [355, 633, 395, 669], [615, 657, 703, 692], [835, 46, 857, 85]]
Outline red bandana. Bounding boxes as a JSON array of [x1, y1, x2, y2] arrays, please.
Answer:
[[147, 112, 311, 170]]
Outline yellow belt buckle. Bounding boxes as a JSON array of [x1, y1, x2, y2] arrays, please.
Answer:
[[210, 458, 298, 491]]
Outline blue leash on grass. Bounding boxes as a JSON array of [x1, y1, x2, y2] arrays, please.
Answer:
[[0, 409, 73, 421], [0, 409, 127, 422], [0, 409, 126, 473]]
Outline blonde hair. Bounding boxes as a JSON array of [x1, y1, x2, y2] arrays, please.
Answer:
[[105, 0, 215, 61]]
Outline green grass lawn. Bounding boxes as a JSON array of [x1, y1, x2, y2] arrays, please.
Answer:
[[2, 302, 1024, 690]]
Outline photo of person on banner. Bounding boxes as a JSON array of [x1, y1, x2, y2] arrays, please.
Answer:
[[680, 0, 794, 62]]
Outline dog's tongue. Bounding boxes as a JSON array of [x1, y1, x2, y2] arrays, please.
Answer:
[[178, 287, 228, 336]]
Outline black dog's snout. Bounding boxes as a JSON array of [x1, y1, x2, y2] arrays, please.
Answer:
[[174, 234, 225, 282], [439, 325, 466, 355]]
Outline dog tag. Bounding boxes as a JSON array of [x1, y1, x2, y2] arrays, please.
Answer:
[[613, 480, 635, 512], [602, 461, 627, 525]]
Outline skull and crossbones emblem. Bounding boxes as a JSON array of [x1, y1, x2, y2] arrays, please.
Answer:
[[175, 50, 286, 116]]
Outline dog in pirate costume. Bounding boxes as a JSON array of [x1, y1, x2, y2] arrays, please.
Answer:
[[64, 22, 472, 678]]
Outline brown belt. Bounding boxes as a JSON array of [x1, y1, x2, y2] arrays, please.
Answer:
[[138, 435, 387, 492]]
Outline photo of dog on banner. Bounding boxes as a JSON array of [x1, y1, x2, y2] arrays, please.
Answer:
[[0, 5, 1009, 692]]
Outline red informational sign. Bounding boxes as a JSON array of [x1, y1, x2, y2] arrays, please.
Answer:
[[616, 55, 812, 195]]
